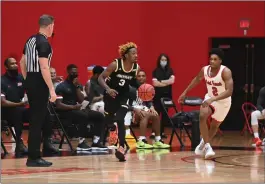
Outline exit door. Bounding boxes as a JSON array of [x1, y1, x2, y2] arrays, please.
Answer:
[[211, 38, 265, 131]]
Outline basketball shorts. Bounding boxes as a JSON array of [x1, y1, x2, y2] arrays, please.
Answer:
[[103, 93, 130, 115], [204, 94, 231, 123], [124, 105, 149, 125], [90, 101, 105, 114]]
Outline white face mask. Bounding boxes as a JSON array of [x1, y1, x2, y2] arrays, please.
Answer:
[[160, 61, 167, 68]]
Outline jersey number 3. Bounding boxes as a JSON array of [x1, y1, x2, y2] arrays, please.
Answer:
[[212, 87, 218, 96], [119, 79, 125, 86]]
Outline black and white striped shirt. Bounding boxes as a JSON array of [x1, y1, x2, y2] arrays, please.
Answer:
[[23, 33, 52, 73]]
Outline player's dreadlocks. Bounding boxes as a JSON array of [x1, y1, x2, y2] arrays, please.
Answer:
[[118, 42, 137, 58]]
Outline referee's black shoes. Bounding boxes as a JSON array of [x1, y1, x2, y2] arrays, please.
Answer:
[[26, 158, 52, 167]]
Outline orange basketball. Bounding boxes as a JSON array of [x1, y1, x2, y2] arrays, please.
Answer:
[[138, 83, 155, 101]]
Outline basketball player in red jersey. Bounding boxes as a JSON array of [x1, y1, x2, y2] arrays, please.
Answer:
[[178, 48, 233, 159]]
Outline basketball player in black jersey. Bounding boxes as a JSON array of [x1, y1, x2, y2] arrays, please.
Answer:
[[98, 42, 142, 161]]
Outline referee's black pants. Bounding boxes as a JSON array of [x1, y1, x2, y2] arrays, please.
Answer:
[[25, 73, 52, 159]]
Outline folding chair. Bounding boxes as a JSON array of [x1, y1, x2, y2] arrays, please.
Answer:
[[241, 102, 256, 135], [241, 102, 265, 135], [1, 121, 9, 155], [161, 97, 203, 147], [1, 139, 8, 155], [160, 98, 185, 147], [1, 120, 17, 144], [47, 102, 74, 152]]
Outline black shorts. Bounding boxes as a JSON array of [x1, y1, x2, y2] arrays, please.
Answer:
[[103, 92, 129, 115]]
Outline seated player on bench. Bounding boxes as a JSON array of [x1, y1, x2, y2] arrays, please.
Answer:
[[125, 70, 170, 149], [251, 86, 265, 146]]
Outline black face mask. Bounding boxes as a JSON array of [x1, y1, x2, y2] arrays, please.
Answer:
[[8, 69, 18, 77], [68, 73, 78, 81]]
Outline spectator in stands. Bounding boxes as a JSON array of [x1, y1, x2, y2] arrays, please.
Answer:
[[251, 86, 265, 146], [55, 64, 107, 151], [50, 67, 63, 89], [1, 57, 58, 157], [85, 65, 105, 114], [152, 53, 175, 139]]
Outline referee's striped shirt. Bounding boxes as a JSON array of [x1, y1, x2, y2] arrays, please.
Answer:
[[23, 33, 52, 73]]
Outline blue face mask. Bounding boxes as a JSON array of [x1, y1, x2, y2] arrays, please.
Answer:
[[160, 61, 167, 68]]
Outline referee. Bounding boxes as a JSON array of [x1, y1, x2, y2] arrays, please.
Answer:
[[20, 15, 57, 167]]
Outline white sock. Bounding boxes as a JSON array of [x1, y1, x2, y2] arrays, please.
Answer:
[[151, 132, 155, 136], [155, 136, 161, 142], [126, 129, 131, 135], [254, 132, 259, 138], [138, 136, 146, 141], [205, 143, 211, 149], [199, 138, 205, 146], [93, 136, 100, 144], [79, 137, 85, 144]]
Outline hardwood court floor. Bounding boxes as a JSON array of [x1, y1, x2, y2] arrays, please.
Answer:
[[1, 129, 265, 183]]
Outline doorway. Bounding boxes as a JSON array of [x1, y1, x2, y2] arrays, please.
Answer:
[[211, 37, 265, 131]]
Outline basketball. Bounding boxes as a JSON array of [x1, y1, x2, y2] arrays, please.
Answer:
[[138, 83, 155, 101]]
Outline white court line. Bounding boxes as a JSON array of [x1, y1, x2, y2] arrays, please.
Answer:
[[2, 166, 193, 180]]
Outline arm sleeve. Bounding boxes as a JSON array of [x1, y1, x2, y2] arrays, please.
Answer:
[[257, 88, 265, 111], [37, 41, 51, 58]]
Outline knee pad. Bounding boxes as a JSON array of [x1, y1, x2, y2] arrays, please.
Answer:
[[251, 110, 261, 126]]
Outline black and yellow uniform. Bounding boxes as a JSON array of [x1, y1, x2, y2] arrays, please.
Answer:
[[104, 58, 139, 147]]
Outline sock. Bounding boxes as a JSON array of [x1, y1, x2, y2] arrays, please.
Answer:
[[151, 132, 155, 136], [93, 136, 100, 144], [138, 136, 146, 141], [155, 136, 161, 142], [205, 143, 211, 149], [79, 137, 85, 144], [126, 129, 131, 135], [200, 138, 205, 145], [254, 133, 259, 138]]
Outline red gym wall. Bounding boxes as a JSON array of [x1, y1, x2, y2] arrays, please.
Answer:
[[2, 2, 265, 105]]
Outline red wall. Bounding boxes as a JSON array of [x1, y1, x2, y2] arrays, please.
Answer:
[[2, 2, 264, 108]]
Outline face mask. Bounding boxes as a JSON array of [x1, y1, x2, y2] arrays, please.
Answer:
[[160, 61, 167, 68], [8, 69, 18, 77], [68, 73, 78, 81]]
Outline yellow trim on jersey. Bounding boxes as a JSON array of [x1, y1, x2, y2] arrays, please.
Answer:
[[121, 59, 134, 73], [114, 59, 118, 72]]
